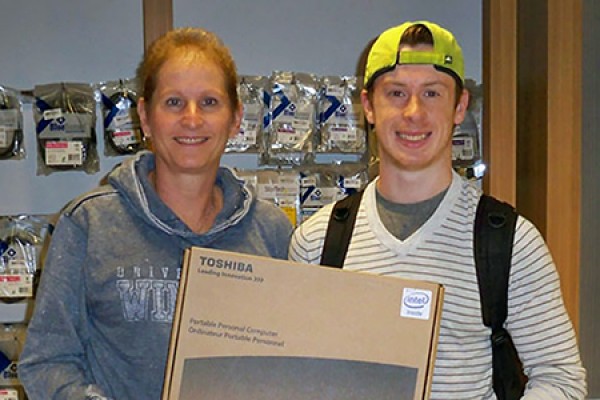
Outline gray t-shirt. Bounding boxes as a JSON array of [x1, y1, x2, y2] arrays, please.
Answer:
[[376, 188, 448, 241]]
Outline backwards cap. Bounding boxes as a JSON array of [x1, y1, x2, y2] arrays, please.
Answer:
[[364, 21, 464, 89]]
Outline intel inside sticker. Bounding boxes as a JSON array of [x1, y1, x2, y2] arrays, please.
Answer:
[[401, 288, 432, 320]]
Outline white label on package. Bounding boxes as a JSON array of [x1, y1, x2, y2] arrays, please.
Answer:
[[401, 288, 432, 320], [342, 177, 362, 189], [325, 85, 344, 97], [0, 109, 18, 129], [276, 131, 300, 144], [452, 137, 474, 161], [238, 103, 260, 142], [43, 108, 63, 120], [0, 389, 18, 400], [44, 140, 83, 166], [236, 121, 258, 144], [258, 182, 298, 199], [0, 129, 7, 147], [113, 112, 134, 128], [38, 113, 93, 139], [0, 274, 33, 297], [300, 176, 318, 186], [330, 126, 358, 142], [292, 118, 310, 130], [112, 130, 140, 146]]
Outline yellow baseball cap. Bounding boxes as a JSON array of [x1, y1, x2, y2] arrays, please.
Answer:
[[364, 21, 464, 89]]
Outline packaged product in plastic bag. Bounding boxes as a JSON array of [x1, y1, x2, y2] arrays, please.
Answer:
[[0, 86, 24, 161], [98, 78, 145, 156], [0, 215, 51, 302], [227, 75, 268, 153], [33, 82, 98, 175], [318, 76, 366, 155], [264, 71, 318, 166]]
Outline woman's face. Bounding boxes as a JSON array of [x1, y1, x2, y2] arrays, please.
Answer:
[[138, 53, 242, 178]]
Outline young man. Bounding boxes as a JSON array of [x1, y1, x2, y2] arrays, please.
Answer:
[[289, 21, 586, 398]]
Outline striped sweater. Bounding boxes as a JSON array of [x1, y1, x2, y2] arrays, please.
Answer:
[[289, 172, 586, 399]]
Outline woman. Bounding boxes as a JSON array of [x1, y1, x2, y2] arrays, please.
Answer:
[[19, 28, 293, 400]]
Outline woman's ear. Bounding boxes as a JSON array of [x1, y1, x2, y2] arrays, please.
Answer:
[[229, 101, 244, 139], [138, 98, 151, 139]]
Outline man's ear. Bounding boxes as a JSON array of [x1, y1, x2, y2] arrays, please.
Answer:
[[454, 89, 470, 125], [361, 89, 375, 125]]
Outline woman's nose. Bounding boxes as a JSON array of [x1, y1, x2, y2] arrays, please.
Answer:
[[182, 103, 202, 126]]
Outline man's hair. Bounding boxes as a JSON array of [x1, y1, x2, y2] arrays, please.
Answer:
[[399, 24, 464, 102]]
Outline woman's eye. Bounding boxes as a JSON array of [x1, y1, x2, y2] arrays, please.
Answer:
[[166, 97, 182, 107]]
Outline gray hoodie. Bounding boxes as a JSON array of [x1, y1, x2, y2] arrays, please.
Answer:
[[19, 151, 293, 400]]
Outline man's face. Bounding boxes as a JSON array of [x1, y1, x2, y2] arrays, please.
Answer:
[[361, 46, 468, 176]]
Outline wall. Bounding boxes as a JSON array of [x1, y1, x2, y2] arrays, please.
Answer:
[[173, 0, 482, 78], [0, 0, 482, 216], [0, 1, 143, 216], [581, 0, 600, 396]]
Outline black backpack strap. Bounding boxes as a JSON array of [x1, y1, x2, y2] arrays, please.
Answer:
[[474, 194, 527, 400], [320, 191, 364, 268], [474, 194, 517, 329]]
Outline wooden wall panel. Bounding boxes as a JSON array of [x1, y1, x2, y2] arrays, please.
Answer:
[[517, 0, 548, 233], [484, 0, 581, 328], [515, 0, 582, 329], [143, 0, 173, 50], [482, 0, 517, 205], [546, 0, 582, 330]]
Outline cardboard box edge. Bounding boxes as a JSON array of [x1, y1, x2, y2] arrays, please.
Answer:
[[160, 247, 193, 400], [422, 285, 445, 399]]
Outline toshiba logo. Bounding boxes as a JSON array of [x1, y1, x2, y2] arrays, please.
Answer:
[[198, 256, 253, 273]]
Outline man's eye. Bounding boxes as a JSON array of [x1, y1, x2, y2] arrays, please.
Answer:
[[424, 90, 440, 97], [390, 90, 405, 97], [202, 97, 218, 106]]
